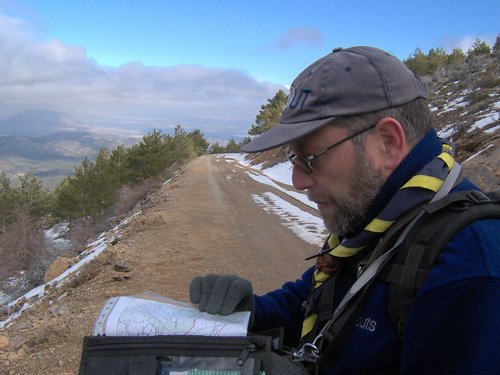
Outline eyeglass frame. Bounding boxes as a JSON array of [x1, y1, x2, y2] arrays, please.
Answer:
[[287, 123, 377, 174]]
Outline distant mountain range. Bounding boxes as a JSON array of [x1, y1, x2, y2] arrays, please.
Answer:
[[0, 132, 131, 160], [0, 109, 141, 188], [0, 109, 92, 137]]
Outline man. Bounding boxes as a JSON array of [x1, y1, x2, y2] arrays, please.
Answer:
[[189, 46, 500, 374]]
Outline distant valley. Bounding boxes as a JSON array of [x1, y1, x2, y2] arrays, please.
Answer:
[[0, 110, 140, 188]]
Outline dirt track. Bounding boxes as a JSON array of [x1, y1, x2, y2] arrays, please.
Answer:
[[0, 155, 322, 375]]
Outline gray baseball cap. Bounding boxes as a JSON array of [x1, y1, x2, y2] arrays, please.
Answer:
[[241, 46, 428, 153]]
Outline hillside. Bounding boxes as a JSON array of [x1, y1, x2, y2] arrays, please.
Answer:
[[0, 110, 140, 188], [427, 54, 499, 190]]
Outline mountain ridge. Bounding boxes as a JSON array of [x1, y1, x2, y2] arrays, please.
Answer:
[[0, 109, 91, 137], [0, 111, 141, 187]]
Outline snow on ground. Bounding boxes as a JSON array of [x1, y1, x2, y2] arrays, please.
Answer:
[[224, 153, 326, 246], [437, 124, 456, 139], [0, 211, 142, 329], [468, 111, 500, 133], [0, 291, 9, 306], [44, 222, 72, 251], [436, 93, 469, 116], [251, 192, 326, 245]]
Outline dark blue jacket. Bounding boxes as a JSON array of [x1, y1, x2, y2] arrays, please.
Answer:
[[253, 130, 500, 374]]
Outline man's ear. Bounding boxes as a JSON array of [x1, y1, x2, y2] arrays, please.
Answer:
[[370, 117, 408, 176]]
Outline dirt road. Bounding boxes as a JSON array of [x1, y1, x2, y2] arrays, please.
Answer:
[[0, 154, 323, 375]]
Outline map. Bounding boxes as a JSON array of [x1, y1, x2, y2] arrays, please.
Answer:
[[93, 293, 251, 337]]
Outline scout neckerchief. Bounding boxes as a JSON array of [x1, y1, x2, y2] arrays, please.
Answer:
[[301, 144, 457, 340]]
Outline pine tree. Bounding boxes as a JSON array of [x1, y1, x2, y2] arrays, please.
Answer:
[[14, 173, 50, 220], [426, 47, 447, 73], [248, 89, 288, 136], [88, 149, 118, 222], [209, 143, 225, 154], [447, 48, 465, 66], [187, 129, 209, 156], [404, 48, 428, 76], [128, 130, 169, 180], [225, 139, 239, 153], [110, 145, 131, 186], [467, 39, 491, 58], [0, 172, 14, 231], [52, 177, 81, 226], [493, 35, 500, 56]]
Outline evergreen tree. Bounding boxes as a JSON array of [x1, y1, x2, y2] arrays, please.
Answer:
[[52, 177, 82, 226], [447, 48, 465, 66], [248, 89, 287, 136], [238, 137, 251, 148], [128, 130, 169, 180], [493, 35, 500, 55], [187, 129, 209, 156], [172, 125, 192, 160], [70, 158, 97, 218], [225, 139, 239, 153], [88, 149, 118, 222], [0, 172, 14, 230], [14, 173, 50, 220], [110, 145, 131, 186], [467, 39, 491, 58], [209, 143, 225, 154], [404, 47, 428, 76], [426, 47, 447, 73]]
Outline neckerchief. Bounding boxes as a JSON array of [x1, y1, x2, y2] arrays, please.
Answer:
[[301, 144, 456, 340]]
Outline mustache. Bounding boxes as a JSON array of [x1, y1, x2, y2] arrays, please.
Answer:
[[307, 190, 336, 204]]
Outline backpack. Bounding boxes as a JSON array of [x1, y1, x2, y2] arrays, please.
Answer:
[[79, 334, 310, 375], [311, 189, 500, 371], [385, 189, 500, 339]]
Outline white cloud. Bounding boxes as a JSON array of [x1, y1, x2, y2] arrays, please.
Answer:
[[0, 13, 284, 138], [274, 27, 323, 50], [441, 34, 497, 53]]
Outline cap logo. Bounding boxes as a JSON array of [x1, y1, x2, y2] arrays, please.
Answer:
[[288, 87, 312, 110]]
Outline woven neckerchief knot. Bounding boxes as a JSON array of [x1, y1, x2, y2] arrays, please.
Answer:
[[301, 144, 456, 340]]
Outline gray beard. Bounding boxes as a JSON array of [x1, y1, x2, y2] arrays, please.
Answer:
[[310, 152, 386, 236]]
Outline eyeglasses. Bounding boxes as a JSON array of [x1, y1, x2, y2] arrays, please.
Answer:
[[287, 123, 376, 174]]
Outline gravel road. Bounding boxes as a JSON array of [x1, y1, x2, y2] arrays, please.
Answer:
[[0, 154, 324, 375]]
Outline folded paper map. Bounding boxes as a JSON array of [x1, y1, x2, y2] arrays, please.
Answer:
[[93, 292, 251, 337]]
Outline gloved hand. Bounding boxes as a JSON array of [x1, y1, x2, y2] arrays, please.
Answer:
[[190, 274, 254, 316]]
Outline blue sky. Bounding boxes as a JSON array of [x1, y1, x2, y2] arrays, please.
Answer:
[[0, 0, 498, 141]]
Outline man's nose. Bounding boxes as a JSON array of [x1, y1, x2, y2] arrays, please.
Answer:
[[292, 165, 315, 191]]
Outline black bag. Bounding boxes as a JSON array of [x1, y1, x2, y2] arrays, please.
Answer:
[[385, 189, 500, 338], [79, 334, 309, 375]]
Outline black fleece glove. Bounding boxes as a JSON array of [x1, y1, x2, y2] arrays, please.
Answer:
[[190, 274, 254, 316]]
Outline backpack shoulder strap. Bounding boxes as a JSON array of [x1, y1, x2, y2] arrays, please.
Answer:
[[314, 190, 500, 371], [385, 189, 500, 339]]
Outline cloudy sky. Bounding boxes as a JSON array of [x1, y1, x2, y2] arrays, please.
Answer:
[[0, 0, 498, 141]]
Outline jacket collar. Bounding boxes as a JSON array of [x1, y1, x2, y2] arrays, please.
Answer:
[[349, 129, 442, 236]]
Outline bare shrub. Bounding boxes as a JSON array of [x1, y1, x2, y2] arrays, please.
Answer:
[[0, 217, 51, 289], [466, 90, 490, 105], [445, 65, 468, 81], [68, 219, 101, 252], [113, 178, 162, 217], [475, 72, 500, 89]]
